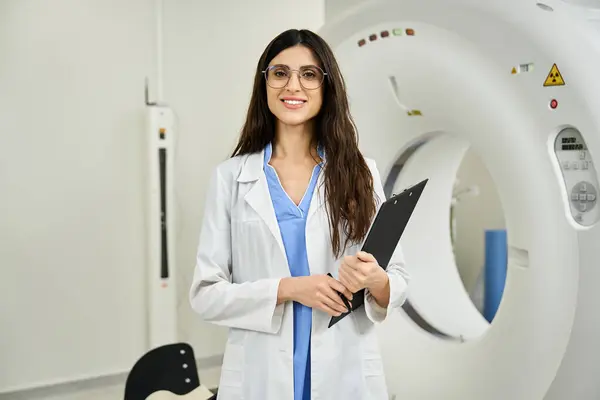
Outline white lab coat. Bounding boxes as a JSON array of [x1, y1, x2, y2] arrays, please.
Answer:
[[189, 149, 410, 400]]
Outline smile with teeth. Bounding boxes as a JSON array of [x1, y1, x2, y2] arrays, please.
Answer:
[[282, 99, 305, 105]]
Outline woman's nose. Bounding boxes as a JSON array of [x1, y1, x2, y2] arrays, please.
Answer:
[[285, 72, 302, 90]]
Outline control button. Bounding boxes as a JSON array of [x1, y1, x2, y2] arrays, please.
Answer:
[[583, 161, 589, 170], [580, 151, 587, 160], [575, 214, 583, 222], [563, 161, 570, 169], [573, 162, 580, 169], [570, 181, 597, 214]]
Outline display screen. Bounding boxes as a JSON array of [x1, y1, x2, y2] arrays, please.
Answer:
[[561, 136, 586, 150]]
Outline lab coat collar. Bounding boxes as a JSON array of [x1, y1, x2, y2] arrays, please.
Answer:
[[236, 143, 327, 262], [236, 150, 264, 183]]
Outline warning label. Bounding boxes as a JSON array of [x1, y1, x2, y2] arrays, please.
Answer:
[[544, 64, 565, 87]]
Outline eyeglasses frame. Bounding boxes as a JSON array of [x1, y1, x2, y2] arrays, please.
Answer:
[[262, 64, 328, 90]]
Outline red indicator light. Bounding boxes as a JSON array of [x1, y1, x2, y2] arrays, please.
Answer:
[[406, 29, 415, 36], [369, 34, 377, 41], [550, 99, 558, 109], [381, 30, 390, 38], [358, 39, 366, 47]]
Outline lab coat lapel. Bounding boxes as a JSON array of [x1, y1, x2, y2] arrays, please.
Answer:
[[238, 152, 288, 268], [308, 145, 327, 222], [306, 168, 328, 276], [245, 175, 287, 258], [307, 168, 326, 221]]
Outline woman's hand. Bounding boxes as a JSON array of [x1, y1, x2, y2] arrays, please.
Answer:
[[278, 275, 353, 316], [338, 251, 389, 294]]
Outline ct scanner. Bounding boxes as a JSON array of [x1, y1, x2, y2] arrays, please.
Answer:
[[316, 0, 600, 399]]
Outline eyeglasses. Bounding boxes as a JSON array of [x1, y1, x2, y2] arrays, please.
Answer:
[[262, 64, 327, 90]]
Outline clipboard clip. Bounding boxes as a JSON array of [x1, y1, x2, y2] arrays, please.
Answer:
[[392, 187, 409, 197]]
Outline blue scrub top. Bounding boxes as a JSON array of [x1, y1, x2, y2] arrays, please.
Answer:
[[263, 142, 324, 400]]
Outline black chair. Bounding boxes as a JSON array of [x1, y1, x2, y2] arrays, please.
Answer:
[[124, 342, 217, 399]]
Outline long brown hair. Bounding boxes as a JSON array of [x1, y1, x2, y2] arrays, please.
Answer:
[[231, 29, 376, 258]]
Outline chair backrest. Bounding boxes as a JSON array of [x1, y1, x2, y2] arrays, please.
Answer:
[[124, 342, 201, 400]]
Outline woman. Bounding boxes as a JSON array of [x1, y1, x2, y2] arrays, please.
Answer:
[[189, 29, 410, 400]]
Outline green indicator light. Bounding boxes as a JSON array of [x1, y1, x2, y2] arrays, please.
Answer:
[[392, 28, 403, 36]]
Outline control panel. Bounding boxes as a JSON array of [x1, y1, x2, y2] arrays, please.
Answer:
[[554, 127, 600, 226]]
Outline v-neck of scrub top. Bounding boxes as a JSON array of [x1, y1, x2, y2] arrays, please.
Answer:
[[263, 142, 324, 400]]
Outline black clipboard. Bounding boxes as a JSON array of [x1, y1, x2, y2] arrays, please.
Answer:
[[328, 178, 428, 328]]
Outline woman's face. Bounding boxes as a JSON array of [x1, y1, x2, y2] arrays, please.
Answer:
[[265, 45, 324, 127]]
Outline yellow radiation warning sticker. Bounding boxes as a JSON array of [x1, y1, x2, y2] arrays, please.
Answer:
[[544, 63, 565, 87]]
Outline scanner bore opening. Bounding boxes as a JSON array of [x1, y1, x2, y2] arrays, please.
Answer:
[[383, 133, 507, 341]]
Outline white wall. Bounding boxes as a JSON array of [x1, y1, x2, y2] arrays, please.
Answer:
[[0, 0, 156, 395], [325, 0, 367, 20], [1, 0, 324, 399]]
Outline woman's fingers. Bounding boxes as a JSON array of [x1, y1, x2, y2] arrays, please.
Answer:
[[318, 302, 343, 317], [339, 268, 360, 294], [319, 290, 348, 313]]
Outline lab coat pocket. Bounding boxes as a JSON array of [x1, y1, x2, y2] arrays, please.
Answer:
[[362, 354, 384, 377], [219, 343, 245, 398], [361, 330, 384, 374], [363, 355, 388, 399]]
